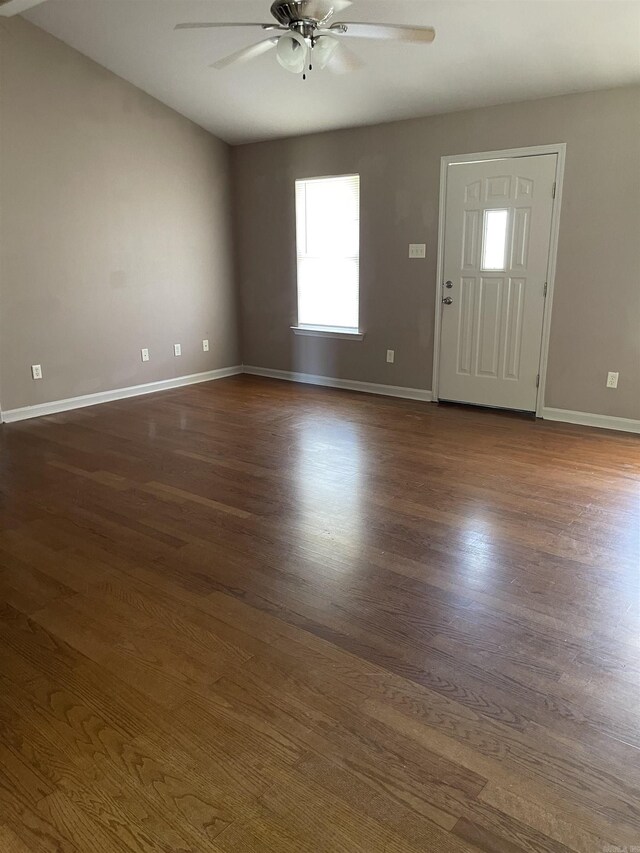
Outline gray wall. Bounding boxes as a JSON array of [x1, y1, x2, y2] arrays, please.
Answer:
[[233, 86, 640, 420], [2, 18, 637, 421], [0, 18, 240, 412]]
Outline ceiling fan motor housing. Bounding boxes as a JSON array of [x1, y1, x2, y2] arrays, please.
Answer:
[[270, 0, 326, 30]]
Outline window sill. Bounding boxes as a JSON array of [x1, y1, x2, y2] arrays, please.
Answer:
[[291, 325, 364, 341]]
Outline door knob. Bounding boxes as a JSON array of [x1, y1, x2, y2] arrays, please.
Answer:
[[442, 296, 453, 305]]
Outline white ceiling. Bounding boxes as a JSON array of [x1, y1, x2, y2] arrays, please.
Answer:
[[24, 0, 640, 144]]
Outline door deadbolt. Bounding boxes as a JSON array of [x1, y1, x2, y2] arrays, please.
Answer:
[[443, 280, 453, 289]]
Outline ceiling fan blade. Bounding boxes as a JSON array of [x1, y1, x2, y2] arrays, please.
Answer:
[[330, 22, 436, 43], [176, 22, 281, 31], [210, 37, 279, 70], [325, 41, 364, 74]]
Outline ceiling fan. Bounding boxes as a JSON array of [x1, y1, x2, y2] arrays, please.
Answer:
[[176, 0, 435, 77]]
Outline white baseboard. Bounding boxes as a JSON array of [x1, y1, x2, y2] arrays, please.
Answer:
[[242, 365, 432, 402], [5, 365, 633, 434], [2, 365, 243, 423], [542, 407, 640, 435]]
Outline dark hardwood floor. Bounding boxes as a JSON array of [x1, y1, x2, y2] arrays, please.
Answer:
[[0, 374, 638, 852]]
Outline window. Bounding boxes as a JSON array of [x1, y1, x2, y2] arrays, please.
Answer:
[[295, 174, 360, 334], [481, 208, 509, 270]]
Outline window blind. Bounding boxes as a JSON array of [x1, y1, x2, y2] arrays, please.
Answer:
[[295, 174, 360, 331]]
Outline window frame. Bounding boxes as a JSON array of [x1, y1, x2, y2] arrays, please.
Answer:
[[291, 173, 363, 339]]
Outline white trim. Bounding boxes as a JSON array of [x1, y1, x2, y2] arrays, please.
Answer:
[[295, 173, 361, 335], [4, 362, 634, 434], [291, 325, 364, 340], [542, 408, 640, 435], [432, 143, 567, 419], [435, 144, 567, 165], [535, 146, 566, 417], [432, 156, 449, 403], [243, 366, 432, 401], [2, 366, 243, 423]]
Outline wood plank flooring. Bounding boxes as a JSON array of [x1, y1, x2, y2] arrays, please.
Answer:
[[0, 374, 638, 852]]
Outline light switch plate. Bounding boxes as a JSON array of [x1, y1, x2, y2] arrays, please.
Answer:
[[174, 343, 182, 357], [409, 243, 426, 259]]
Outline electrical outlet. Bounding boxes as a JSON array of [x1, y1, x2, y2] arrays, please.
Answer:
[[409, 243, 426, 259], [606, 371, 619, 389], [31, 364, 42, 380], [174, 343, 182, 357], [386, 349, 395, 364], [141, 348, 150, 362], [202, 339, 209, 352]]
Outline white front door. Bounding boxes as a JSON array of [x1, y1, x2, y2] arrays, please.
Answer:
[[438, 154, 557, 412]]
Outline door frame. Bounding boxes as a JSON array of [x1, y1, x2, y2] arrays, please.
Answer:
[[431, 143, 566, 417]]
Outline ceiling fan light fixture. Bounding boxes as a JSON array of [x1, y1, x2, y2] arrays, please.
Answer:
[[313, 33, 339, 69], [276, 30, 309, 73]]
